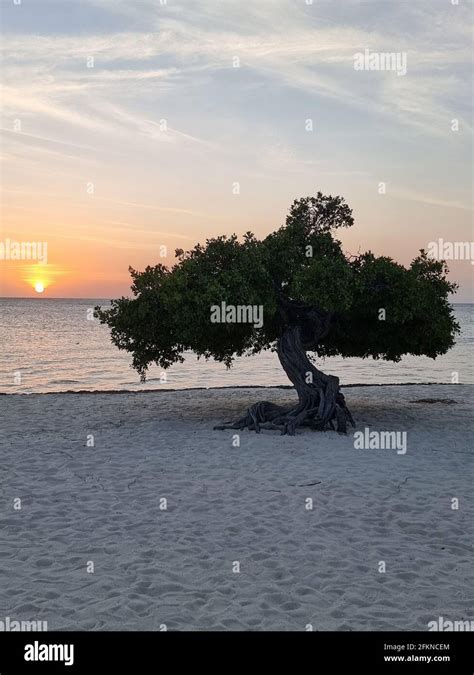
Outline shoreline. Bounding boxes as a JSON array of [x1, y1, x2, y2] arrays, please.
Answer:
[[1, 381, 471, 396]]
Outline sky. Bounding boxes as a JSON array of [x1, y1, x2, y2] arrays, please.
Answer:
[[0, 0, 472, 299]]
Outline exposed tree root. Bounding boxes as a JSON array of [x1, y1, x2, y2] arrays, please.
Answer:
[[214, 325, 355, 435], [214, 390, 354, 435]]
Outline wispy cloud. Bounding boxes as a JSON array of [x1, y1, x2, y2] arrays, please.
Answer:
[[2, 2, 471, 140], [1, 0, 472, 298]]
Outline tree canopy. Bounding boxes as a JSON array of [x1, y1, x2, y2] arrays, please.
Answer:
[[96, 191, 459, 379]]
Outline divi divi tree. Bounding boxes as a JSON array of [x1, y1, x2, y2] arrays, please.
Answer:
[[95, 193, 459, 435]]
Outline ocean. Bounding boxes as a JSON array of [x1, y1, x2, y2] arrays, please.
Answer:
[[1, 299, 472, 393]]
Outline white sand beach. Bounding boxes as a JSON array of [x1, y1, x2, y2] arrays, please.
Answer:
[[1, 384, 472, 631]]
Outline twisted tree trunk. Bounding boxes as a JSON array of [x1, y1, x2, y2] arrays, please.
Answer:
[[214, 325, 355, 435]]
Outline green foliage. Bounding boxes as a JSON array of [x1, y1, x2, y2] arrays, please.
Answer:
[[319, 251, 459, 361], [95, 193, 459, 378], [290, 257, 354, 312]]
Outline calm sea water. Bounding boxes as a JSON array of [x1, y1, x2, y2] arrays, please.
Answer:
[[1, 299, 472, 393]]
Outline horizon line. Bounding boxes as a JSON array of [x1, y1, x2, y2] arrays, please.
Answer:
[[0, 296, 472, 305]]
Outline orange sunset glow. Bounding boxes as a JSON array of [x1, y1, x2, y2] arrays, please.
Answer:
[[0, 1, 472, 301]]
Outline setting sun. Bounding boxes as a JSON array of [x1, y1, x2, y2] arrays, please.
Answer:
[[34, 282, 45, 294]]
